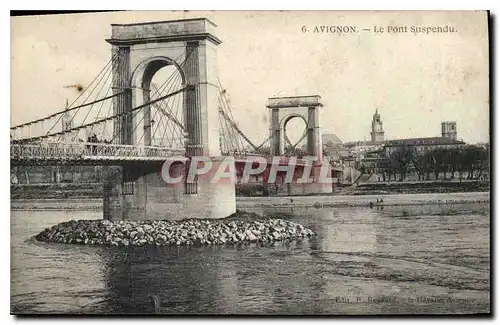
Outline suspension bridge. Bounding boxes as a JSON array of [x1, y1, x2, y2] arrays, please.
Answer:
[[11, 18, 333, 220], [10, 62, 270, 165]]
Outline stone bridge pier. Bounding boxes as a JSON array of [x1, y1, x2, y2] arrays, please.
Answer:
[[103, 162, 235, 221]]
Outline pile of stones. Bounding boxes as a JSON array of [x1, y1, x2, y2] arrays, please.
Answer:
[[34, 212, 315, 247]]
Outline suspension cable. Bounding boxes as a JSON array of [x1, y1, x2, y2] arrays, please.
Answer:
[[22, 87, 189, 142], [10, 54, 118, 131], [51, 52, 118, 136], [10, 92, 121, 134], [112, 65, 181, 145], [216, 79, 260, 151], [70, 60, 115, 141], [160, 78, 184, 147], [134, 72, 181, 146], [91, 72, 114, 141], [113, 50, 189, 146], [150, 85, 172, 146], [157, 65, 188, 147], [150, 83, 184, 146]]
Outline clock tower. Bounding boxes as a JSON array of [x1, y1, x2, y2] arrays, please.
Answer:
[[370, 108, 385, 142]]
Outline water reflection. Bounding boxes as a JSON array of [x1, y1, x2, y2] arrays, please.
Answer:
[[97, 243, 327, 314], [97, 246, 222, 314], [247, 204, 490, 314], [10, 210, 107, 314], [11, 203, 490, 314]]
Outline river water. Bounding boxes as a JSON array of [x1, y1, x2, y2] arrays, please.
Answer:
[[11, 201, 490, 315]]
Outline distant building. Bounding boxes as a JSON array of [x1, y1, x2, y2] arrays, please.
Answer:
[[61, 99, 74, 142], [342, 140, 384, 156], [340, 111, 468, 178], [383, 120, 464, 155], [321, 133, 342, 146], [344, 111, 464, 154], [359, 136, 467, 176], [474, 142, 490, 150], [343, 109, 386, 154], [441, 121, 457, 140], [321, 133, 350, 160], [370, 108, 385, 142], [383, 136, 465, 155], [11, 166, 103, 184]]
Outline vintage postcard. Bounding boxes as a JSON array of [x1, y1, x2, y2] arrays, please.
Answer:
[[10, 11, 490, 315]]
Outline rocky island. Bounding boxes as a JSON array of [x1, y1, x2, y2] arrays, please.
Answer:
[[35, 211, 315, 247]]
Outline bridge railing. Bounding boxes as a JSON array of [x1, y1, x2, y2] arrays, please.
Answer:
[[11, 141, 185, 160], [231, 154, 322, 166]]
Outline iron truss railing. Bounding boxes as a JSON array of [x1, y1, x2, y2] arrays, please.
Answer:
[[231, 154, 321, 166], [11, 141, 186, 163]]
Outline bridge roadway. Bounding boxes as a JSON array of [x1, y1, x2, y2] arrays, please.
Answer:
[[10, 141, 321, 167], [10, 141, 186, 166]]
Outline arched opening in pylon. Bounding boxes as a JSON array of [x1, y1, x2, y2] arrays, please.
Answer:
[[148, 65, 185, 148], [131, 57, 186, 149], [282, 115, 308, 156]]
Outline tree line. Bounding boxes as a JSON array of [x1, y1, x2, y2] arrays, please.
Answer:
[[364, 145, 490, 182]]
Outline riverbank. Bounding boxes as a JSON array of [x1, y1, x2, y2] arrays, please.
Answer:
[[11, 183, 103, 200], [11, 192, 490, 211], [11, 198, 103, 211], [344, 180, 490, 196], [237, 192, 490, 208], [11, 180, 490, 201]]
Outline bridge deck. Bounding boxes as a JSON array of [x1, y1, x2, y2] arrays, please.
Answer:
[[11, 142, 186, 165], [11, 142, 326, 167]]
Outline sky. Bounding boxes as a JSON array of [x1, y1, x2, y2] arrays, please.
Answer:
[[11, 11, 490, 145]]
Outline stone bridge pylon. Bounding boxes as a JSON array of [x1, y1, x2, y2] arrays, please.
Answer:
[[104, 18, 236, 221]]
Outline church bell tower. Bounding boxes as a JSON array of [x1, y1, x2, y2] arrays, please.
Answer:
[[370, 108, 385, 142]]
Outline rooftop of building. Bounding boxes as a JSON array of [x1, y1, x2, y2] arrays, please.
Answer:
[[322, 133, 343, 146], [343, 140, 385, 147], [343, 136, 465, 148], [384, 136, 465, 146]]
